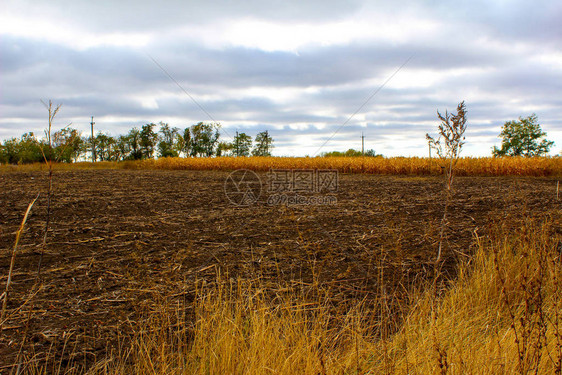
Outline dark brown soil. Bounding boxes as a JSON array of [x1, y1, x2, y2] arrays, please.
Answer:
[[0, 169, 560, 371]]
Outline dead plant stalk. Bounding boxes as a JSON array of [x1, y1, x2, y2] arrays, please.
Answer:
[[426, 101, 468, 262], [0, 194, 39, 329], [37, 100, 72, 278]]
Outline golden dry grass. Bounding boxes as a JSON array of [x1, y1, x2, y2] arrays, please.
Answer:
[[79, 217, 562, 375], [3, 156, 561, 176], [132, 156, 562, 176], [376, 217, 562, 374]]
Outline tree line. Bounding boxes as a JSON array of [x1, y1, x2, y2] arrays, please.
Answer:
[[0, 122, 274, 164], [321, 149, 379, 157], [1, 112, 556, 164]]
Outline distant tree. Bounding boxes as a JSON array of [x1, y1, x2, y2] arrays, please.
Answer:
[[322, 150, 344, 157], [30, 133, 55, 162], [114, 134, 131, 161], [0, 144, 6, 164], [126, 128, 143, 160], [79, 135, 91, 160], [252, 130, 274, 156], [176, 128, 192, 157], [157, 122, 180, 158], [190, 122, 220, 157], [108, 138, 121, 161], [0, 133, 45, 164], [52, 127, 83, 162], [322, 148, 379, 157], [140, 123, 158, 159], [216, 141, 234, 157], [344, 149, 362, 157], [183, 127, 194, 157], [233, 132, 252, 157], [492, 114, 554, 157], [95, 133, 117, 161]]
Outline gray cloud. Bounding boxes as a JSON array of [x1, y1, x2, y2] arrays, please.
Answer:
[[2, 0, 363, 33], [1, 0, 561, 157]]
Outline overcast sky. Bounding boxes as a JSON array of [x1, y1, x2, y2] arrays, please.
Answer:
[[1, 0, 561, 156]]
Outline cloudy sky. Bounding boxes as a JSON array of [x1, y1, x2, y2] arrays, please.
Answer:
[[1, 0, 561, 157]]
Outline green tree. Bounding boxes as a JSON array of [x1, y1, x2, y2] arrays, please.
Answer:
[[126, 128, 143, 160], [95, 133, 117, 161], [140, 123, 158, 159], [492, 114, 554, 157], [216, 141, 234, 157], [322, 150, 346, 157], [0, 133, 45, 164], [190, 122, 220, 157], [252, 130, 274, 156], [115, 134, 131, 161], [344, 149, 363, 157], [321, 149, 379, 157], [233, 131, 252, 157], [79, 135, 91, 161], [0, 144, 6, 164], [176, 128, 192, 157], [107, 138, 121, 161], [52, 128, 83, 162], [157, 122, 180, 158]]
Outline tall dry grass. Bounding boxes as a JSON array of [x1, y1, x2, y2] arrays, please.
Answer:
[[130, 156, 562, 176], [377, 217, 562, 374], [78, 217, 561, 374], [4, 156, 559, 176]]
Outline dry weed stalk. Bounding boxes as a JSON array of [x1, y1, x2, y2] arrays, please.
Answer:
[[5, 101, 74, 372], [426, 101, 468, 191], [37, 100, 72, 278], [492, 220, 560, 374], [547, 242, 562, 374], [426, 101, 468, 262], [0, 194, 39, 329]]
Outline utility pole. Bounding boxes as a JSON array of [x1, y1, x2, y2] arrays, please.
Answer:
[[361, 132, 365, 155], [235, 130, 239, 157], [90, 116, 96, 162]]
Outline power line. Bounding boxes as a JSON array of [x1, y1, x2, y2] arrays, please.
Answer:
[[146, 53, 233, 140], [312, 54, 414, 156]]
